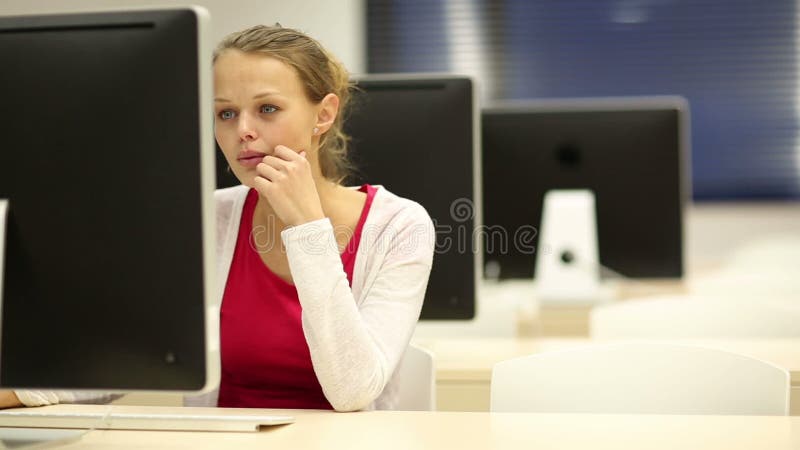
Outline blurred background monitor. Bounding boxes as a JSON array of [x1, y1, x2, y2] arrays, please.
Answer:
[[345, 75, 478, 320], [482, 97, 688, 281], [0, 8, 217, 392]]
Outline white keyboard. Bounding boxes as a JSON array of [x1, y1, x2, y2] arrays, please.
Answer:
[[0, 409, 294, 432]]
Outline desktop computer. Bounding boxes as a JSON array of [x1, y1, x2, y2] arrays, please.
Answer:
[[482, 97, 688, 285], [0, 6, 297, 438], [0, 7, 218, 396]]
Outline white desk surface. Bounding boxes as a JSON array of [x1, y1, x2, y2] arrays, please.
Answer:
[[5, 404, 800, 450]]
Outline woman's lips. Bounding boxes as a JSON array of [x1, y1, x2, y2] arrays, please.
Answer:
[[237, 150, 266, 168]]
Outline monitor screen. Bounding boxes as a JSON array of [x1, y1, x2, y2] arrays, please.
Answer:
[[482, 98, 687, 281], [0, 8, 217, 392], [344, 76, 478, 320]]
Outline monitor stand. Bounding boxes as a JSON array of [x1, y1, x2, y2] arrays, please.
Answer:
[[534, 190, 616, 305]]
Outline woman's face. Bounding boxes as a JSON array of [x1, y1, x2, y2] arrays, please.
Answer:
[[213, 50, 319, 187]]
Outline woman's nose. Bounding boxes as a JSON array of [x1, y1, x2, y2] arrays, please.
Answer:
[[237, 112, 258, 141]]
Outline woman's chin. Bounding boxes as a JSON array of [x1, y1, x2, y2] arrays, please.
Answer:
[[228, 168, 257, 188], [241, 177, 257, 189]]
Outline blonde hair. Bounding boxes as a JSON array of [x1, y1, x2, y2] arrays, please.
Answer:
[[214, 25, 356, 184]]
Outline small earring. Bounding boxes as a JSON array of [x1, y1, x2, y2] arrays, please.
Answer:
[[313, 127, 319, 135]]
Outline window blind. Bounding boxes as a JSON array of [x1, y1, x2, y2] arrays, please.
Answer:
[[367, 0, 800, 199]]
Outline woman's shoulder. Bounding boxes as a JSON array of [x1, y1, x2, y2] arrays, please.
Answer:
[[366, 185, 435, 231], [360, 185, 436, 266]]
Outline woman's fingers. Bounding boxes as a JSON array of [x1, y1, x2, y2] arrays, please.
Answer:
[[252, 144, 322, 226], [256, 161, 283, 182], [273, 144, 303, 162]]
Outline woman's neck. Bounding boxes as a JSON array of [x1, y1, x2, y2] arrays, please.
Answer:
[[253, 177, 341, 233]]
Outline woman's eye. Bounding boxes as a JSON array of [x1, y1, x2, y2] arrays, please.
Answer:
[[260, 105, 278, 114], [218, 110, 235, 120]]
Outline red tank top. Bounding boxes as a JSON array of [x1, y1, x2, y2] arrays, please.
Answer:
[[218, 185, 376, 409]]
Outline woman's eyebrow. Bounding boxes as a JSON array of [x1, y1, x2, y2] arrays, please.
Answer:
[[252, 91, 282, 100], [214, 91, 283, 103]]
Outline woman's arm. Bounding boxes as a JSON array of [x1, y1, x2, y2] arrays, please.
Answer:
[[9, 390, 123, 407], [283, 204, 435, 411], [0, 390, 22, 409]]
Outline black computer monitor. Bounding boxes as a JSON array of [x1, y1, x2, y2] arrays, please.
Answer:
[[0, 8, 217, 392], [482, 97, 688, 281], [344, 75, 479, 320]]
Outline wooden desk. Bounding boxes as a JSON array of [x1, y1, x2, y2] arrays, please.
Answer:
[[5, 405, 800, 450], [412, 338, 800, 414]]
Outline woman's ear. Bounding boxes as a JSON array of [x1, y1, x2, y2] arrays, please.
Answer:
[[315, 93, 340, 134]]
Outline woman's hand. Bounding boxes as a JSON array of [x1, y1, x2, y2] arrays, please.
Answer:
[[254, 145, 325, 227], [0, 390, 22, 409]]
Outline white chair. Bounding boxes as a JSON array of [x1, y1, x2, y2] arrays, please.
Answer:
[[590, 295, 800, 338], [490, 342, 789, 415], [394, 344, 436, 411]]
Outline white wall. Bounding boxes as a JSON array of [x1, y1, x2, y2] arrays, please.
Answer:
[[0, 0, 365, 73]]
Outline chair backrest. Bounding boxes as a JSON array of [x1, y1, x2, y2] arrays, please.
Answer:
[[394, 344, 436, 411], [590, 295, 800, 339], [490, 342, 789, 415]]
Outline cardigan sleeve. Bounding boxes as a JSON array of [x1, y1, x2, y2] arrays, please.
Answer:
[[281, 203, 435, 412], [14, 390, 123, 407]]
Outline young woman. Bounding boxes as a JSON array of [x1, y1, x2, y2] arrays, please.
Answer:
[[3, 25, 435, 412]]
